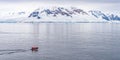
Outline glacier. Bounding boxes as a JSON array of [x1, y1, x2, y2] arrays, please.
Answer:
[[0, 7, 120, 23]]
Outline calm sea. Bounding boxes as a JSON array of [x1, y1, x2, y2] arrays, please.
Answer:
[[0, 23, 120, 60]]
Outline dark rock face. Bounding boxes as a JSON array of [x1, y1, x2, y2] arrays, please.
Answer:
[[28, 11, 41, 19], [89, 10, 120, 21], [109, 14, 120, 20]]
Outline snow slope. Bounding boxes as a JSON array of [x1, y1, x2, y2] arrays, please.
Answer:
[[0, 7, 120, 23]]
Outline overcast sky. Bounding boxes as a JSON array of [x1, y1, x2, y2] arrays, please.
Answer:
[[0, 0, 119, 12], [0, 0, 120, 3]]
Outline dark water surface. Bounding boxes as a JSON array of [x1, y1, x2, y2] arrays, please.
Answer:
[[0, 23, 120, 60]]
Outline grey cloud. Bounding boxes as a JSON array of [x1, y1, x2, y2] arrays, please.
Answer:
[[0, 0, 120, 3]]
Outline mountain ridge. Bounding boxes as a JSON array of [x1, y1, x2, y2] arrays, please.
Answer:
[[0, 7, 120, 23], [28, 7, 120, 21]]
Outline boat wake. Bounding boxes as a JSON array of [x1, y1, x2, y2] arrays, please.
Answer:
[[0, 49, 29, 55]]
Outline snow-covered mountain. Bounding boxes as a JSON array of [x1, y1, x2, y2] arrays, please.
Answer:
[[28, 7, 120, 21], [0, 7, 120, 23], [29, 7, 88, 19], [89, 10, 120, 21]]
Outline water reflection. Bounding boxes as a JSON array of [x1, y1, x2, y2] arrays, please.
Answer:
[[31, 23, 40, 52]]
